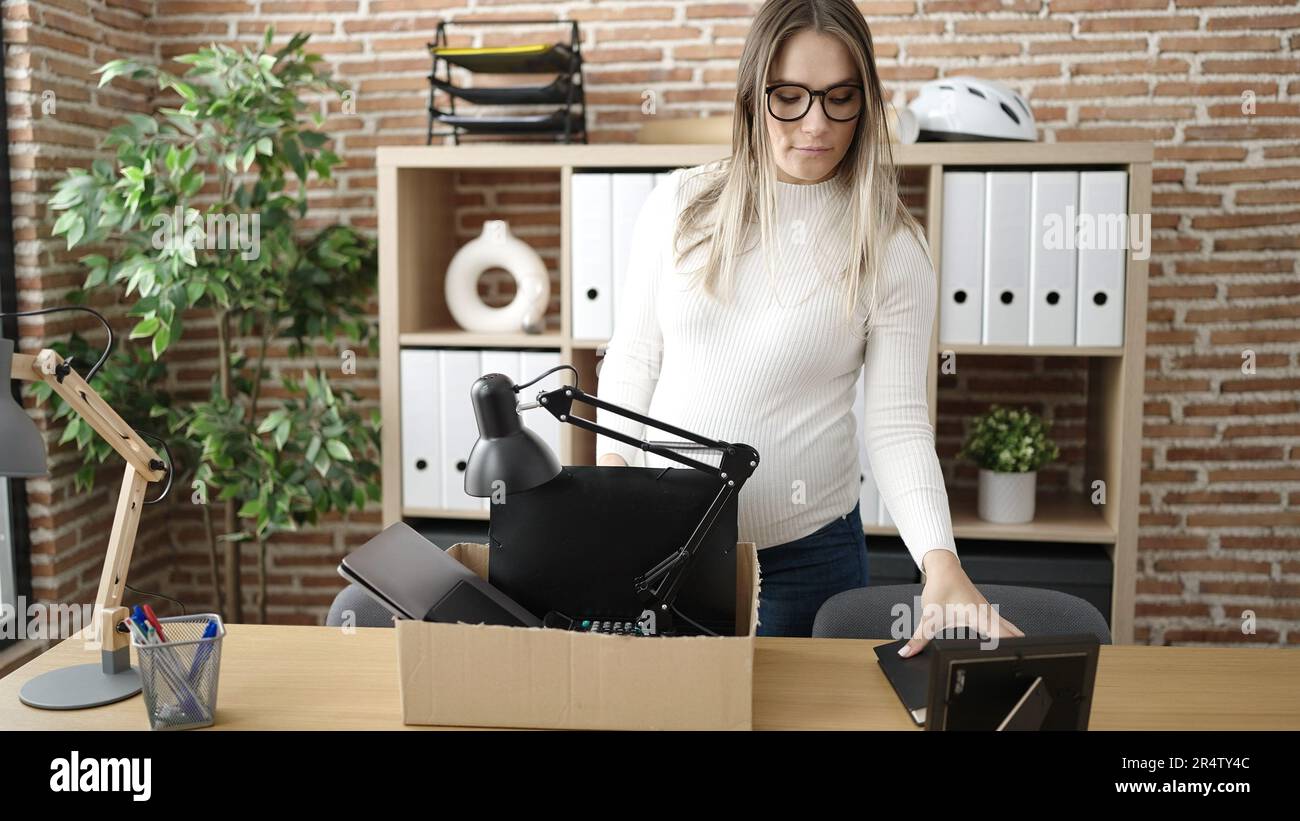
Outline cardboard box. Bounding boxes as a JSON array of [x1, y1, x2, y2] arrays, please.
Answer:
[[396, 541, 759, 730]]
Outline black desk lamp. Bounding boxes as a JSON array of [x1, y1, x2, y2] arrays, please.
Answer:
[[464, 366, 759, 635]]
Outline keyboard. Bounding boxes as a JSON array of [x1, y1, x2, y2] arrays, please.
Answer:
[[543, 610, 657, 636]]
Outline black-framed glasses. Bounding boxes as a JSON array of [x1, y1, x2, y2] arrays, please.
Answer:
[[765, 82, 864, 122]]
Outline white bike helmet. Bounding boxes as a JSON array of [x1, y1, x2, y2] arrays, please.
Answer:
[[907, 77, 1036, 142]]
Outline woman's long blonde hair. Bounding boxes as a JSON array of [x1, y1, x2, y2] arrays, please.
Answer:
[[672, 0, 924, 342]]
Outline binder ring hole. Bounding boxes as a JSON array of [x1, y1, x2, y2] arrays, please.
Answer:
[[953, 289, 967, 304], [415, 459, 428, 471], [456, 460, 467, 472], [586, 287, 599, 300], [1046, 291, 1060, 305], [1000, 290, 1014, 304], [1093, 292, 1107, 306]]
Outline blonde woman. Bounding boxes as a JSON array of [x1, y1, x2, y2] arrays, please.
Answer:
[[596, 0, 1022, 650]]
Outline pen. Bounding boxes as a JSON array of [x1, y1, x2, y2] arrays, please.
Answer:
[[130, 612, 154, 645], [188, 620, 219, 681], [141, 604, 168, 642], [131, 606, 150, 637], [123, 618, 148, 645]]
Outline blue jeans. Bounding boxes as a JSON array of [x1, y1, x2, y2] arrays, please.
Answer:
[[756, 502, 869, 638]]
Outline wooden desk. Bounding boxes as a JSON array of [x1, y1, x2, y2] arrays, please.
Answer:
[[1, 624, 1296, 730]]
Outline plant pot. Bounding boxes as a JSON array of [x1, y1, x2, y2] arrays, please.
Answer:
[[977, 468, 1037, 524]]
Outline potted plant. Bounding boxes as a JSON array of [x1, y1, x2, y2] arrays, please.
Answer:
[[41, 29, 380, 623], [956, 404, 1060, 524]]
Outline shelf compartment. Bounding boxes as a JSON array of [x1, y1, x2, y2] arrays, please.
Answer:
[[863, 491, 1116, 544], [429, 74, 576, 106], [941, 343, 1124, 357], [384, 166, 563, 343], [582, 339, 1125, 356], [433, 110, 585, 136], [429, 43, 577, 74], [403, 506, 489, 521], [379, 142, 1152, 171], [400, 330, 563, 349]]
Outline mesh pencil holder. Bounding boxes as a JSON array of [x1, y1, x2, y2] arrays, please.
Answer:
[[131, 614, 225, 731]]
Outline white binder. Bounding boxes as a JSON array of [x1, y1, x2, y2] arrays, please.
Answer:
[[1076, 171, 1128, 347], [478, 349, 523, 510], [611, 173, 655, 324], [480, 349, 523, 385], [571, 173, 613, 341], [1029, 171, 1079, 347], [851, 366, 880, 526], [982, 171, 1031, 345], [520, 350, 563, 462], [439, 349, 483, 511], [939, 172, 985, 345], [399, 349, 442, 511]]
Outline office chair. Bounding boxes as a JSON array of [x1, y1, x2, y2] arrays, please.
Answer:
[[325, 583, 396, 628], [812, 584, 1112, 644]]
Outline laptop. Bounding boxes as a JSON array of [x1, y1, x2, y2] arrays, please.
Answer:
[[339, 522, 540, 627]]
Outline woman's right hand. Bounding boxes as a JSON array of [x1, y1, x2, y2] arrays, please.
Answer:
[[598, 453, 628, 467]]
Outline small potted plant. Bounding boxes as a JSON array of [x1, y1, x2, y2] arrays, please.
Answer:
[[957, 405, 1060, 524]]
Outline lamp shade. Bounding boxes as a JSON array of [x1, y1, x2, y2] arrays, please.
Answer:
[[464, 373, 561, 498], [0, 337, 48, 478]]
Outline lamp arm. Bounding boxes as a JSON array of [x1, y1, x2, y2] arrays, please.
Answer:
[[10, 349, 165, 481], [530, 384, 757, 480], [634, 479, 738, 612]]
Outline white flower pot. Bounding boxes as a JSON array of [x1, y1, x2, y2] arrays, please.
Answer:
[[977, 468, 1037, 524]]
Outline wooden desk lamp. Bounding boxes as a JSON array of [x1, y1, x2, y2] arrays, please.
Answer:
[[0, 317, 167, 710]]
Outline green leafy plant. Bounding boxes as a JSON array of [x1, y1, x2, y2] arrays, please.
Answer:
[[957, 404, 1060, 474], [45, 29, 379, 623]]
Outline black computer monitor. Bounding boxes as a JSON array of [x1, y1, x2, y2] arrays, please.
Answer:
[[486, 465, 739, 635]]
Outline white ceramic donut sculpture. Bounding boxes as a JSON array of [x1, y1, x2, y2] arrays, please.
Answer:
[[444, 220, 550, 333]]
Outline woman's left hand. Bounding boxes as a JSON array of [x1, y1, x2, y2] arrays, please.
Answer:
[[899, 549, 1024, 657]]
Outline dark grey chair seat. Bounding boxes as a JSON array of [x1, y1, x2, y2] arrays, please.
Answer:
[[813, 584, 1111, 644], [325, 583, 396, 628]]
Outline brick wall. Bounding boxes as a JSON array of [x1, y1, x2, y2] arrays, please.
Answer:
[[3, 0, 170, 674], [3, 1, 1297, 669]]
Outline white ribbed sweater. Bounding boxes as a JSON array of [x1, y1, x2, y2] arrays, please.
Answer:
[[595, 164, 958, 569]]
